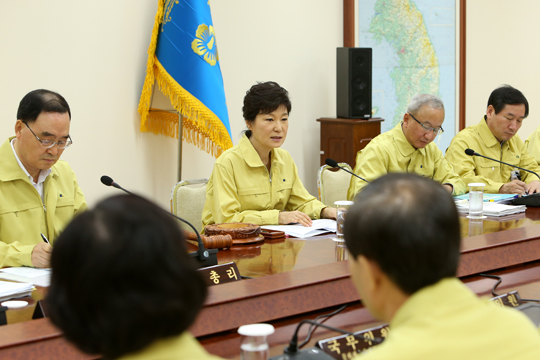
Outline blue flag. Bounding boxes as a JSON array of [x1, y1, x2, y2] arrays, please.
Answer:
[[139, 0, 233, 155]]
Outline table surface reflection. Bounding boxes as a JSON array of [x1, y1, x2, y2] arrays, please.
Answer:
[[186, 207, 540, 279], [461, 206, 540, 238]]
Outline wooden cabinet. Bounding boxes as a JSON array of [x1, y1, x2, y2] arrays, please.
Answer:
[[317, 117, 384, 168]]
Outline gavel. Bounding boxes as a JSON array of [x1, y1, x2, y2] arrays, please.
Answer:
[[183, 231, 233, 249]]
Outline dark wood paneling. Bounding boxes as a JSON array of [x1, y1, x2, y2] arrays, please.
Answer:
[[0, 319, 96, 360], [317, 117, 384, 168], [343, 0, 355, 47], [459, 0, 466, 130], [192, 262, 357, 337]]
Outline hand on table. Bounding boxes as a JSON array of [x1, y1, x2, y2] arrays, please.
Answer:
[[279, 211, 312, 227], [31, 242, 52, 268], [321, 207, 337, 220], [499, 180, 527, 195], [525, 180, 540, 194]]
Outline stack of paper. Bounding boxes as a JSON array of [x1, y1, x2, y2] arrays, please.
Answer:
[[0, 267, 51, 287], [456, 202, 526, 217], [454, 193, 518, 204], [262, 219, 336, 238], [0, 280, 33, 302]]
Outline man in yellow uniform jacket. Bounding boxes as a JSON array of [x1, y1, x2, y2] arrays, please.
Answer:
[[344, 173, 540, 359], [0, 89, 86, 268], [525, 125, 540, 165], [347, 94, 466, 200], [446, 85, 540, 194]]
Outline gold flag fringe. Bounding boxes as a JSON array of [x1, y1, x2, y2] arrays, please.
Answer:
[[146, 109, 179, 139], [138, 0, 232, 158], [143, 110, 224, 157], [138, 0, 163, 128]]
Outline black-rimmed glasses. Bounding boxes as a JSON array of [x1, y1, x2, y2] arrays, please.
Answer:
[[24, 122, 73, 149], [408, 113, 444, 136]]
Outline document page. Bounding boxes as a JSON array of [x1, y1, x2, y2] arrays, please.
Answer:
[[262, 219, 336, 238], [0, 267, 51, 287]]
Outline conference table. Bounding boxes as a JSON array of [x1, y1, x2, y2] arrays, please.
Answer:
[[1, 208, 540, 359]]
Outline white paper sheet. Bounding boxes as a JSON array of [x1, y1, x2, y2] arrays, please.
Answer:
[[262, 219, 337, 238]]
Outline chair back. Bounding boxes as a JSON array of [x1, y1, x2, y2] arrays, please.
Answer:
[[170, 178, 209, 233], [317, 163, 353, 206]]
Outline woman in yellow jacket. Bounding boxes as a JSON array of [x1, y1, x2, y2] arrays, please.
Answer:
[[202, 82, 335, 229], [47, 195, 224, 360]]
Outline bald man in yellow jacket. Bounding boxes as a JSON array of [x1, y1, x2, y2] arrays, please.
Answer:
[[347, 94, 466, 200]]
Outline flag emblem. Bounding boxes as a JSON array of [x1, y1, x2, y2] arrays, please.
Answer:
[[192, 24, 218, 66]]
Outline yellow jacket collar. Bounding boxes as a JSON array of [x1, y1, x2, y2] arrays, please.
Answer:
[[391, 278, 472, 329], [239, 134, 285, 168], [118, 331, 218, 360], [478, 117, 503, 148], [0, 137, 59, 183], [393, 123, 427, 157]]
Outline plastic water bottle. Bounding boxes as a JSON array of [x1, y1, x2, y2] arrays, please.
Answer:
[[238, 323, 275, 360]]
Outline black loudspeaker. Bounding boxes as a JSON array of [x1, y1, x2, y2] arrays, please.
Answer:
[[336, 47, 372, 119]]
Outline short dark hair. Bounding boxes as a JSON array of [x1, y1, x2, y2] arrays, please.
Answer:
[[17, 89, 71, 124], [242, 81, 292, 138], [487, 85, 529, 118], [46, 194, 207, 359], [344, 173, 461, 295]]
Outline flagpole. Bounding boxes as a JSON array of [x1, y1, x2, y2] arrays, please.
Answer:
[[178, 114, 183, 182], [138, 0, 233, 173]]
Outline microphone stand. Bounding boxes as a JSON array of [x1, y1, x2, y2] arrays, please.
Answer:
[[325, 158, 370, 184], [465, 150, 540, 207], [100, 176, 218, 267], [270, 319, 383, 360], [171, 210, 218, 268], [467, 151, 540, 179]]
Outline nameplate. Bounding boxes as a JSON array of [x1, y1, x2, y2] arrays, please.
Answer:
[[198, 262, 241, 286], [490, 291, 523, 307], [317, 324, 389, 359]]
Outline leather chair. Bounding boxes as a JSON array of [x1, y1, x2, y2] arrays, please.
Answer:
[[170, 178, 209, 233], [317, 163, 353, 206]]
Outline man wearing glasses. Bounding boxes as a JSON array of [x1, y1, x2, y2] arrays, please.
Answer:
[[0, 89, 86, 268], [347, 94, 466, 200], [446, 85, 540, 195]]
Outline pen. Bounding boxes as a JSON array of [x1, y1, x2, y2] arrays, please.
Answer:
[[41, 233, 50, 245]]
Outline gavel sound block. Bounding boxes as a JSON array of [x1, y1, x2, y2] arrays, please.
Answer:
[[184, 231, 233, 249], [184, 223, 284, 249], [205, 223, 265, 245]]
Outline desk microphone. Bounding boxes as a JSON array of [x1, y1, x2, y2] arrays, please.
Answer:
[[464, 149, 540, 207], [464, 149, 540, 180], [100, 175, 218, 267], [270, 319, 383, 360], [100, 175, 134, 194], [325, 158, 370, 184]]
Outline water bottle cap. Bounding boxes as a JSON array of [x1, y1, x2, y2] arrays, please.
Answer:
[[334, 200, 354, 206], [468, 183, 485, 187], [238, 323, 275, 336]]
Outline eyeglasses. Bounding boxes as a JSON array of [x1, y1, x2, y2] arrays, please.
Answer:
[[24, 122, 73, 149], [408, 113, 444, 136]]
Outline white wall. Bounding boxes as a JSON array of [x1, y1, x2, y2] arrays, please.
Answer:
[[0, 1, 342, 209], [3, 1, 539, 210], [466, 0, 540, 139], [195, 1, 342, 195]]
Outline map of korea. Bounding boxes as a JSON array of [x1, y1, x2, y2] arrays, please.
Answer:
[[370, 0, 440, 126]]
